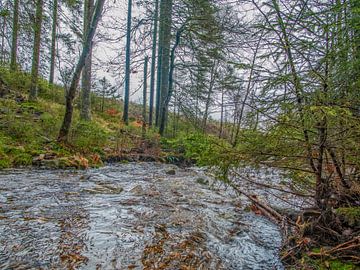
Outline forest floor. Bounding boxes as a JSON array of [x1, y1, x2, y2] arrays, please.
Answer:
[[0, 68, 171, 170]]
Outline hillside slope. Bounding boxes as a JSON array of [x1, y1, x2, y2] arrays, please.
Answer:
[[0, 67, 161, 169]]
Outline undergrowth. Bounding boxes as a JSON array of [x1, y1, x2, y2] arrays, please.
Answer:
[[0, 67, 159, 169]]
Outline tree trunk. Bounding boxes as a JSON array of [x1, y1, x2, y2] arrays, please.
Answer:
[[159, 24, 183, 136], [156, 0, 173, 128], [123, 0, 132, 125], [49, 0, 58, 85], [29, 0, 43, 101], [1, 12, 6, 64], [155, 0, 165, 126], [80, 0, 94, 121], [149, 0, 159, 127], [202, 61, 217, 132], [142, 56, 148, 137], [219, 88, 224, 138], [10, 0, 19, 70], [58, 0, 105, 142]]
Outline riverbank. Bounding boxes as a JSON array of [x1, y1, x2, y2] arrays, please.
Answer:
[[0, 67, 174, 170]]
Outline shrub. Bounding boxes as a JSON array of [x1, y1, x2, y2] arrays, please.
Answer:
[[71, 121, 108, 153]]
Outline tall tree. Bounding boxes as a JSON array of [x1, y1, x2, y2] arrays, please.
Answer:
[[148, 0, 159, 127], [156, 0, 173, 131], [10, 0, 19, 70], [142, 56, 148, 137], [80, 0, 94, 120], [123, 0, 132, 125], [49, 0, 58, 84], [159, 24, 184, 135], [58, 0, 105, 142], [29, 0, 43, 101]]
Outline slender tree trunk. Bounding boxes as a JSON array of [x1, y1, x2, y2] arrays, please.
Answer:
[[202, 61, 216, 132], [123, 0, 132, 125], [10, 0, 19, 70], [58, 0, 105, 142], [49, 0, 58, 84], [1, 14, 6, 64], [172, 70, 177, 137], [159, 23, 183, 136], [149, 0, 159, 127], [80, 0, 94, 121], [155, 0, 166, 126], [142, 56, 148, 137], [29, 0, 43, 101], [219, 88, 224, 138]]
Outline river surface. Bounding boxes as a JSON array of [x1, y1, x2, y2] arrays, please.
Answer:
[[0, 163, 284, 269]]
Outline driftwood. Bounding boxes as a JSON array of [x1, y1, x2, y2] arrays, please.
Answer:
[[227, 181, 296, 226]]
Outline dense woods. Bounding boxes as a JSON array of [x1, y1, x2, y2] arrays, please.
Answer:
[[0, 0, 359, 268]]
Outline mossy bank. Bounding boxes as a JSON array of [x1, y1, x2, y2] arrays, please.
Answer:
[[0, 67, 162, 170]]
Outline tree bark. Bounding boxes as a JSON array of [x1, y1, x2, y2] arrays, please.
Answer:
[[58, 0, 105, 142], [142, 56, 148, 137], [10, 0, 19, 71], [123, 0, 132, 125], [159, 24, 183, 136], [29, 0, 43, 101], [49, 0, 58, 85], [202, 61, 217, 132], [156, 0, 173, 128], [80, 0, 94, 121], [219, 88, 224, 138], [149, 0, 159, 127]]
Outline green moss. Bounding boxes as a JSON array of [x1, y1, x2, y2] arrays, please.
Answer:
[[0, 156, 11, 169], [298, 255, 358, 270], [335, 207, 360, 227], [326, 260, 357, 270], [71, 121, 109, 153]]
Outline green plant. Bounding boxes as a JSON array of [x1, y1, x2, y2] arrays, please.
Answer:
[[71, 121, 108, 153]]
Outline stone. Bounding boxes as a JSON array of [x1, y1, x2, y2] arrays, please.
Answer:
[[196, 177, 209, 185], [166, 169, 176, 175], [130, 185, 144, 196], [84, 184, 123, 194]]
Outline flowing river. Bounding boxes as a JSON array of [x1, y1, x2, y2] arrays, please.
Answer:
[[0, 163, 285, 269]]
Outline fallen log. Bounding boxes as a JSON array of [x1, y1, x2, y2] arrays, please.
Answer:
[[227, 180, 296, 226]]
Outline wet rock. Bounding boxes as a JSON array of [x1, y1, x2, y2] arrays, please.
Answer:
[[196, 177, 209, 185], [79, 175, 91, 181], [84, 183, 123, 194], [32, 154, 46, 165], [166, 169, 176, 175], [39, 159, 60, 168], [130, 185, 144, 195]]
